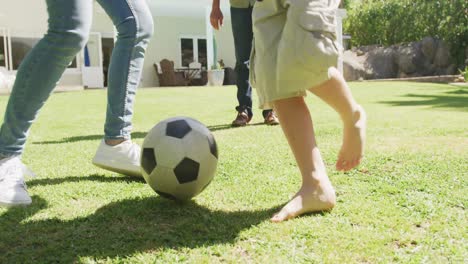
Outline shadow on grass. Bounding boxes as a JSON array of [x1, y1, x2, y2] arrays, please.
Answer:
[[0, 193, 279, 262], [32, 132, 148, 145], [446, 89, 468, 95], [27, 174, 145, 187], [380, 90, 468, 111], [33, 122, 269, 145], [207, 122, 266, 132], [207, 124, 236, 132]]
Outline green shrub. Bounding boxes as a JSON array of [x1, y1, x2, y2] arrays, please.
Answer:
[[344, 0, 467, 66]]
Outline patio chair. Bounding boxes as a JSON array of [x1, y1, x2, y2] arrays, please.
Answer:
[[188, 61, 202, 78], [156, 59, 188, 87], [187, 61, 207, 86]]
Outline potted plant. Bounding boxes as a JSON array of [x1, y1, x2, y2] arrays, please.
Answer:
[[207, 36, 225, 86]]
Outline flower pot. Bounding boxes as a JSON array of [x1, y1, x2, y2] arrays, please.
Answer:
[[207, 69, 225, 86]]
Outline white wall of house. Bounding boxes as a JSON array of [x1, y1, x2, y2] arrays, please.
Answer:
[[0, 0, 235, 88], [214, 22, 236, 71], [0, 1, 115, 87], [0, 0, 346, 88], [146, 1, 235, 87], [142, 15, 235, 87]]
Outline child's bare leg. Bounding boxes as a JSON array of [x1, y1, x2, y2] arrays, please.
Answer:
[[309, 67, 366, 171], [271, 96, 336, 222]]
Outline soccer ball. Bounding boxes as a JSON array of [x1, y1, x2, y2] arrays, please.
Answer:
[[140, 117, 218, 200]]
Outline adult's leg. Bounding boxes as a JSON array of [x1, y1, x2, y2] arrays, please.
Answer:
[[92, 0, 153, 177], [262, 109, 279, 125], [97, 0, 154, 142], [0, 0, 92, 207], [230, 6, 253, 118], [0, 0, 92, 157]]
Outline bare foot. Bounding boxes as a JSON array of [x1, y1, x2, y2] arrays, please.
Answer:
[[271, 180, 336, 223], [336, 105, 366, 171]]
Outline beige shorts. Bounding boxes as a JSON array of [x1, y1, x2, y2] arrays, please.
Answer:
[[250, 0, 341, 109]]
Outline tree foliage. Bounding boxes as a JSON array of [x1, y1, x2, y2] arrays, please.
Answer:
[[344, 0, 468, 66]]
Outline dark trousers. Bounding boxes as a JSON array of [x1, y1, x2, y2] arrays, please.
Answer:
[[231, 6, 271, 118]]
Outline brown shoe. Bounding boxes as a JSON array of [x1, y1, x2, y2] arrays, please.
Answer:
[[231, 112, 251, 127], [264, 111, 279, 125]]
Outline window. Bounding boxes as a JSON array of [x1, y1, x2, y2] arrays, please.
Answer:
[[180, 37, 207, 68], [181, 38, 194, 67], [197, 39, 207, 67], [0, 36, 6, 68], [10, 37, 77, 70], [0, 28, 9, 69], [102, 37, 115, 87]]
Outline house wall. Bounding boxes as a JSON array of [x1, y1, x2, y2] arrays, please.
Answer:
[[147, 16, 207, 87], [0, 1, 112, 31], [0, 1, 237, 88], [146, 15, 236, 87], [0, 1, 115, 86], [0, 1, 47, 35], [214, 22, 236, 71]]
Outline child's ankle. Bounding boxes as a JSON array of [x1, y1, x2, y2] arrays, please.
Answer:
[[341, 105, 362, 124]]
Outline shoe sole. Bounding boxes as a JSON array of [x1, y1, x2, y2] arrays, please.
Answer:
[[92, 160, 142, 178]]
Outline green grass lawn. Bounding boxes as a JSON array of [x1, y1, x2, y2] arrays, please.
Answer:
[[0, 82, 466, 263]]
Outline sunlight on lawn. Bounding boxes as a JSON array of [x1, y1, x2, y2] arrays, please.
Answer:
[[0, 82, 466, 263]]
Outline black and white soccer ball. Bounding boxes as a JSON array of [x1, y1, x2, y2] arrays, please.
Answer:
[[141, 117, 218, 200]]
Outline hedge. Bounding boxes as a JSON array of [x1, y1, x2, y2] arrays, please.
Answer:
[[344, 0, 467, 66]]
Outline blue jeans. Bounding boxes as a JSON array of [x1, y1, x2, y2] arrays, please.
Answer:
[[0, 0, 153, 157], [231, 6, 271, 118]]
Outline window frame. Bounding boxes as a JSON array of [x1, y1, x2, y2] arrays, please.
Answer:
[[178, 35, 207, 69]]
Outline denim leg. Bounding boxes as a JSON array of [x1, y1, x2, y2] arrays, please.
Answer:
[[231, 6, 253, 117], [97, 0, 154, 140], [0, 0, 91, 157]]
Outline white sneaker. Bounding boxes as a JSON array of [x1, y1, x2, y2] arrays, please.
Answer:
[[0, 156, 35, 207], [92, 140, 142, 178]]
